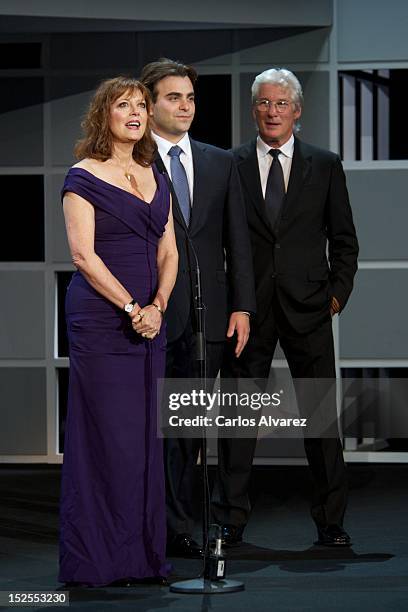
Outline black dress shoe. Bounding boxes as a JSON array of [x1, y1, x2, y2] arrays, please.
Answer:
[[315, 524, 352, 547], [167, 534, 203, 558], [219, 524, 244, 547]]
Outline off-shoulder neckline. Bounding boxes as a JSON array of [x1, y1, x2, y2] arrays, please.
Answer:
[[68, 166, 160, 206]]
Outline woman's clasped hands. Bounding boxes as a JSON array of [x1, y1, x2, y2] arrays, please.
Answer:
[[129, 303, 162, 340]]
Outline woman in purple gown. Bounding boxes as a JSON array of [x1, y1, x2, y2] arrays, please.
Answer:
[[59, 76, 178, 587]]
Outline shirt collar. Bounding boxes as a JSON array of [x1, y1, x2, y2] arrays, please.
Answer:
[[256, 133, 295, 159], [153, 131, 192, 159]]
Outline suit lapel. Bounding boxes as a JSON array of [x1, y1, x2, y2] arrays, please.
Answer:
[[237, 141, 276, 238], [189, 138, 209, 235], [281, 137, 312, 220]]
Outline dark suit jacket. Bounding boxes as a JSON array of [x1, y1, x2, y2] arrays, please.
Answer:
[[232, 137, 359, 335], [156, 137, 256, 343]]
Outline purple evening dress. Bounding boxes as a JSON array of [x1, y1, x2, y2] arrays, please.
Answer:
[[58, 166, 171, 586]]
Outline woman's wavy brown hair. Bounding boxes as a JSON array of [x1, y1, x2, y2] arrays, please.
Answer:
[[74, 76, 156, 166]]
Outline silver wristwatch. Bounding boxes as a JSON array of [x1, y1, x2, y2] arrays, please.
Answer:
[[124, 299, 137, 313]]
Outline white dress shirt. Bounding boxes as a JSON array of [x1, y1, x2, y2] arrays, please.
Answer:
[[152, 131, 194, 202], [256, 134, 294, 197]]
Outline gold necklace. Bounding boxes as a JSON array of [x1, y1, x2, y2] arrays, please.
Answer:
[[110, 156, 147, 200], [111, 156, 133, 182]]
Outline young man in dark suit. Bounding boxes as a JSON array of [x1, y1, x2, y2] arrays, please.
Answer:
[[140, 58, 256, 558], [214, 68, 359, 547]]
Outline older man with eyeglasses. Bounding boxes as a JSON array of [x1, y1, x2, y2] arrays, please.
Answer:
[[213, 68, 359, 549]]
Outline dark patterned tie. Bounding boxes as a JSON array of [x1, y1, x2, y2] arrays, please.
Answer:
[[264, 148, 285, 228], [168, 145, 191, 226]]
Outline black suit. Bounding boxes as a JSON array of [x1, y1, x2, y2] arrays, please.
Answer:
[[213, 137, 359, 531], [156, 137, 256, 539]]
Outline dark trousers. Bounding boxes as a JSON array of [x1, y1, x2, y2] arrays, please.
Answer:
[[164, 319, 225, 540], [213, 299, 348, 531]]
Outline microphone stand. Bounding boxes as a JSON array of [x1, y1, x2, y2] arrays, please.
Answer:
[[169, 234, 244, 595]]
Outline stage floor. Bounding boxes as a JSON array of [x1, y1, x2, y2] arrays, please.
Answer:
[[0, 464, 407, 611]]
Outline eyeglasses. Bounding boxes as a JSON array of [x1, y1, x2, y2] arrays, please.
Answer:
[[254, 99, 291, 113]]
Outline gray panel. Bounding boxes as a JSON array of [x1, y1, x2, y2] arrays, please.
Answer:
[[195, 53, 234, 66], [0, 0, 332, 26], [50, 174, 71, 263], [239, 27, 329, 64], [339, 270, 408, 360], [240, 71, 330, 149], [338, 0, 408, 62], [140, 27, 329, 68], [346, 169, 408, 261], [139, 29, 235, 67], [296, 71, 330, 149], [50, 32, 137, 69], [49, 79, 97, 166], [0, 272, 45, 359], [0, 368, 47, 454]]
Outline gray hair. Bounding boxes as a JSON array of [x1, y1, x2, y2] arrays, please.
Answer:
[[251, 68, 303, 132]]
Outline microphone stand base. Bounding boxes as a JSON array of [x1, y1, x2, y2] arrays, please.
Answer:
[[169, 578, 245, 594]]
